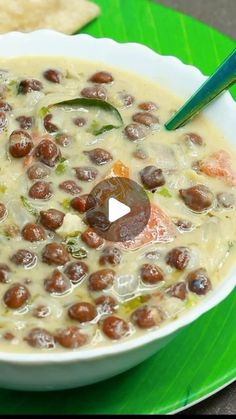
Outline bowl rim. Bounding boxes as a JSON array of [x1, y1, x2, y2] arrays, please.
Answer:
[[0, 30, 235, 364]]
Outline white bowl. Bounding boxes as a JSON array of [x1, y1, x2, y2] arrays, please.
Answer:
[[0, 30, 235, 391]]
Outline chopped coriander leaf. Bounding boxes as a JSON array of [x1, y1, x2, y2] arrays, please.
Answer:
[[87, 119, 101, 134], [228, 241, 235, 251], [0, 185, 7, 194], [55, 157, 68, 175], [122, 295, 148, 313], [20, 196, 38, 216], [60, 198, 71, 210], [158, 187, 172, 198]]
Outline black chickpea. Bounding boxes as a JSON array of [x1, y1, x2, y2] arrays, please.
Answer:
[[4, 283, 30, 309], [29, 181, 52, 200], [68, 302, 97, 323], [81, 86, 107, 100], [43, 69, 62, 83], [9, 130, 33, 158], [42, 243, 70, 266], [39, 209, 65, 231]]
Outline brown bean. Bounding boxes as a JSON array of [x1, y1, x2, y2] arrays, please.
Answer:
[[169, 282, 187, 300], [3, 283, 30, 309], [44, 269, 70, 294], [187, 268, 212, 295], [9, 130, 33, 158], [138, 102, 157, 111], [18, 79, 43, 94], [59, 180, 81, 195], [217, 192, 235, 209], [102, 316, 129, 339], [179, 184, 214, 212], [140, 165, 165, 190], [99, 246, 122, 266], [119, 92, 134, 107], [43, 69, 62, 84], [192, 160, 201, 173], [166, 247, 190, 271], [10, 249, 36, 267], [27, 163, 51, 180], [22, 223, 46, 242], [84, 148, 113, 165], [90, 71, 114, 84], [35, 139, 61, 167], [95, 295, 118, 314], [141, 263, 164, 284], [71, 194, 90, 213], [39, 209, 65, 231], [3, 332, 15, 341], [81, 85, 107, 100], [24, 328, 55, 349], [68, 302, 97, 323], [42, 243, 70, 266], [0, 264, 11, 283], [29, 181, 52, 200], [56, 133, 72, 147], [0, 111, 6, 130], [56, 326, 88, 348], [73, 117, 86, 127], [124, 123, 146, 141], [16, 116, 33, 130], [74, 166, 98, 181], [174, 219, 193, 232], [133, 148, 148, 160], [88, 269, 115, 291], [132, 112, 159, 126], [33, 305, 50, 318], [132, 305, 162, 328], [43, 114, 58, 133], [86, 210, 110, 232], [64, 261, 88, 284], [0, 203, 7, 220], [0, 101, 12, 112], [81, 228, 104, 249], [184, 132, 204, 146]]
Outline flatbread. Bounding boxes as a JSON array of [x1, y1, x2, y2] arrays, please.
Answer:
[[0, 0, 100, 34]]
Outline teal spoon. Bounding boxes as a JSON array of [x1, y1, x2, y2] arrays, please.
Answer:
[[165, 48, 236, 130]]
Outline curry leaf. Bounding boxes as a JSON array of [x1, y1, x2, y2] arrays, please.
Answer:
[[20, 196, 38, 216], [64, 237, 88, 259], [50, 97, 123, 136], [38, 107, 49, 118], [60, 198, 71, 210]]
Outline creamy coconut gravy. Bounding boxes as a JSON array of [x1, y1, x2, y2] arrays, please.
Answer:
[[0, 57, 235, 352]]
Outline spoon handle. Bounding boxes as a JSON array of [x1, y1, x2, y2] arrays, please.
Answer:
[[165, 49, 236, 130]]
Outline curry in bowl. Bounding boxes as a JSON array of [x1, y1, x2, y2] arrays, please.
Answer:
[[0, 57, 235, 352]]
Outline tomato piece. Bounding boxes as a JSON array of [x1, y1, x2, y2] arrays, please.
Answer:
[[106, 160, 129, 178], [23, 154, 34, 168], [199, 150, 236, 186], [118, 205, 176, 250]]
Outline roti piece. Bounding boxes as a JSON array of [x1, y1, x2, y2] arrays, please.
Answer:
[[0, 0, 100, 34]]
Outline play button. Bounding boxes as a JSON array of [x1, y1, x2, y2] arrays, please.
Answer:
[[108, 197, 131, 222], [85, 177, 151, 242]]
